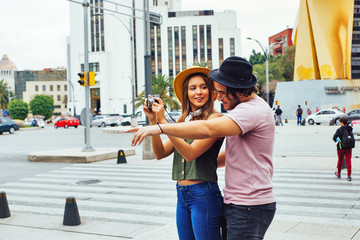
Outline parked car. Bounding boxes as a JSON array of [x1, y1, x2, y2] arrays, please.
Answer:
[[54, 116, 80, 129], [0, 117, 20, 134], [351, 120, 360, 136], [25, 117, 45, 128], [305, 109, 345, 125], [330, 109, 360, 125], [166, 111, 181, 123], [120, 112, 146, 126], [91, 115, 118, 127]]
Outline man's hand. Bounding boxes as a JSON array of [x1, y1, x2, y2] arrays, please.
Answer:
[[125, 125, 162, 145]]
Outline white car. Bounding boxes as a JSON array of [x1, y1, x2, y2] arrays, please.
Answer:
[[121, 111, 146, 126], [305, 109, 345, 125], [91, 115, 118, 127], [351, 120, 360, 136]]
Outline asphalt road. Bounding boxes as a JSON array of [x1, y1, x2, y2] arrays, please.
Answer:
[[0, 125, 140, 184]]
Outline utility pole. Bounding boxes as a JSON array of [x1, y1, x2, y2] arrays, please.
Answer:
[[82, 0, 94, 151]]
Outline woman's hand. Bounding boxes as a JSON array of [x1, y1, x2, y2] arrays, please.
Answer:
[[150, 96, 167, 124], [143, 95, 157, 123], [125, 125, 163, 145]]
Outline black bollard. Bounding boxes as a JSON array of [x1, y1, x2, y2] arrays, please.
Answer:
[[117, 150, 127, 164], [63, 197, 81, 226], [0, 191, 11, 218]]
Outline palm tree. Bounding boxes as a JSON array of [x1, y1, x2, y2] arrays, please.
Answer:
[[0, 79, 10, 109], [192, 61, 210, 68], [134, 74, 180, 110]]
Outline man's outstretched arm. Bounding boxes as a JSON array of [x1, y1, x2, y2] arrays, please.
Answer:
[[128, 115, 241, 146]]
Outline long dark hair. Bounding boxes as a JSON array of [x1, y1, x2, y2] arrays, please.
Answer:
[[177, 73, 215, 122]]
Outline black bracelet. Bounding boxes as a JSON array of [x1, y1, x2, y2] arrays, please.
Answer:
[[157, 123, 164, 134]]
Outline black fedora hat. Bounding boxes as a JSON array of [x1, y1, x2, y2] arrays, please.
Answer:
[[209, 56, 257, 89]]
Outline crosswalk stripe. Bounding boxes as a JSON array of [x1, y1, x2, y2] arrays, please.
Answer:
[[1, 164, 359, 226]]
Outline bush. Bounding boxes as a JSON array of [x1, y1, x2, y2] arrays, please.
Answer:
[[8, 100, 29, 120]]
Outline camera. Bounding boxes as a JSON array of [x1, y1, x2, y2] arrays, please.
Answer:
[[146, 95, 159, 111]]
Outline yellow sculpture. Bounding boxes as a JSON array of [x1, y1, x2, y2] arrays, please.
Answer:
[[293, 0, 354, 81]]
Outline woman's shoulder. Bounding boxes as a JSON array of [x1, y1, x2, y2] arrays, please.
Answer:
[[207, 111, 223, 120]]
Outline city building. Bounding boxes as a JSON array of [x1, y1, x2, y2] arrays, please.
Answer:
[[268, 28, 293, 56], [67, 0, 241, 116], [15, 69, 68, 116], [0, 54, 17, 92]]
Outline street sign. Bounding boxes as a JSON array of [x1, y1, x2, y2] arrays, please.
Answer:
[[80, 108, 93, 126]]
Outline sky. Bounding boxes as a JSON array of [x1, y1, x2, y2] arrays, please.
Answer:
[[0, 0, 299, 71]]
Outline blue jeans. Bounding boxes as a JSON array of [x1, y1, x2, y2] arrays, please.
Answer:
[[223, 202, 276, 240], [176, 182, 224, 240], [297, 115, 302, 125]]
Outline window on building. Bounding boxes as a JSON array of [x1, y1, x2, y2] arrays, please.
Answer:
[[57, 95, 61, 101], [168, 27, 174, 76], [206, 25, 212, 68], [199, 25, 205, 63], [174, 26, 180, 74], [64, 85, 67, 91], [151, 24, 156, 74], [35, 85, 39, 92], [181, 26, 187, 70], [42, 85, 46, 91], [90, 0, 104, 52], [57, 85, 61, 91], [157, 26, 162, 75], [50, 85, 53, 91], [193, 25, 198, 64], [230, 38, 235, 56], [219, 38, 224, 65]]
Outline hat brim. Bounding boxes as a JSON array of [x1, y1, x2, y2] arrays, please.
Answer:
[[209, 69, 257, 89], [174, 67, 215, 103]]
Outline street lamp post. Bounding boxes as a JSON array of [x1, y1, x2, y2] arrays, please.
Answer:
[[246, 37, 270, 104]]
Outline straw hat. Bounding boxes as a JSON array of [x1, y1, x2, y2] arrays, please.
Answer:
[[173, 66, 215, 103]]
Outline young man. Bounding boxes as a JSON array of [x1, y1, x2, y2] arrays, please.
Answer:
[[275, 105, 284, 126], [129, 56, 276, 239]]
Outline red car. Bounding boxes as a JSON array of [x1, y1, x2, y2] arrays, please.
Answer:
[[54, 116, 80, 129]]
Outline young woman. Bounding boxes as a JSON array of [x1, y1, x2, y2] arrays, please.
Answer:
[[333, 116, 354, 181], [144, 67, 224, 240]]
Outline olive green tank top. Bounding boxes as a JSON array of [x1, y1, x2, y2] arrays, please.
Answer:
[[172, 138, 224, 182]]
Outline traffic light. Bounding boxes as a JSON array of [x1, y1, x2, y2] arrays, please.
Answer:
[[275, 100, 279, 105], [88, 71, 96, 86], [78, 72, 87, 86]]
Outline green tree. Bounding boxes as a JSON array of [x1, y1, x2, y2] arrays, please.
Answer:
[[279, 45, 295, 81], [8, 99, 29, 120], [135, 74, 180, 111], [0, 79, 10, 109], [29, 95, 54, 119], [249, 49, 266, 66]]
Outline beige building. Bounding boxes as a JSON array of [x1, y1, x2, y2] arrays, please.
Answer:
[[22, 80, 68, 116]]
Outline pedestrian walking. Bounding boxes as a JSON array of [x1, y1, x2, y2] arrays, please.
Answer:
[[333, 116, 355, 181], [128, 56, 276, 239], [140, 66, 224, 240], [296, 105, 303, 125], [275, 105, 284, 126]]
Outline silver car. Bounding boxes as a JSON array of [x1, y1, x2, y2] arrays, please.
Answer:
[[91, 115, 118, 127]]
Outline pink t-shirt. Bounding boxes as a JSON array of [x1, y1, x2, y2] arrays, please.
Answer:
[[223, 95, 275, 205]]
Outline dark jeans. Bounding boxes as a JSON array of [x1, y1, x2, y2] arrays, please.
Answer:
[[223, 202, 276, 240], [297, 115, 302, 125], [176, 182, 224, 240]]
